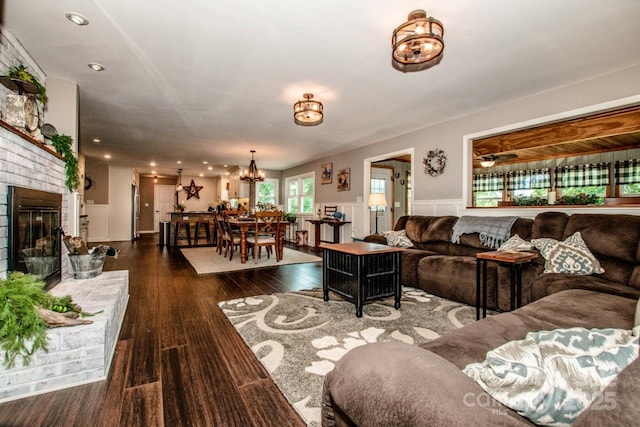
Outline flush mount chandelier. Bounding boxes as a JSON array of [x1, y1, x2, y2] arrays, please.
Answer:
[[239, 150, 265, 182], [293, 93, 323, 126], [392, 9, 444, 72]]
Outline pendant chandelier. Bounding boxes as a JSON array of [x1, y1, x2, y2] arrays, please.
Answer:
[[239, 150, 265, 182], [176, 169, 183, 192], [293, 93, 323, 126], [392, 9, 444, 72]]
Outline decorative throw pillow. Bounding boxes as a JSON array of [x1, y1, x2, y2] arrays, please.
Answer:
[[382, 230, 413, 248], [497, 234, 533, 251], [464, 326, 640, 427], [531, 232, 604, 275]]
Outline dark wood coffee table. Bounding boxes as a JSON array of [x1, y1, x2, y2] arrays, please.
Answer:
[[321, 242, 403, 317]]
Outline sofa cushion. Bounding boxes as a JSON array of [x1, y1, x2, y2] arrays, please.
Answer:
[[531, 211, 569, 240], [530, 272, 640, 302], [532, 232, 604, 275], [464, 327, 639, 426], [382, 229, 413, 247]]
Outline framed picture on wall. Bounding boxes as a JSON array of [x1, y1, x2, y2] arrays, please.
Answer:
[[321, 162, 333, 184], [337, 168, 350, 191]]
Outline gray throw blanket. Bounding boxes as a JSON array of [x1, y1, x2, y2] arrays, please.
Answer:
[[451, 216, 518, 249]]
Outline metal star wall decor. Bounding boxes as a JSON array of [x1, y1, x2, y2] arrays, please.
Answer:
[[184, 179, 203, 199]]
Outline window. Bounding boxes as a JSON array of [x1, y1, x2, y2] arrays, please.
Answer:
[[616, 159, 640, 196], [555, 163, 609, 204], [507, 168, 551, 202], [473, 173, 504, 207], [256, 178, 278, 206], [286, 172, 314, 214]]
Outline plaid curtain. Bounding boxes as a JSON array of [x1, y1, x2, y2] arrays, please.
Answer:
[[615, 159, 640, 185], [554, 162, 610, 188], [506, 168, 550, 190], [473, 173, 504, 191]]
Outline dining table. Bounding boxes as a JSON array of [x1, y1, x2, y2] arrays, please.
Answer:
[[227, 217, 289, 263]]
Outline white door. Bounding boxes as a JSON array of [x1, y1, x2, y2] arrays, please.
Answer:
[[371, 167, 393, 233], [154, 185, 175, 232]]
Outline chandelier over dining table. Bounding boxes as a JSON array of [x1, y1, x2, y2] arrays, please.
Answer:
[[239, 150, 265, 182]]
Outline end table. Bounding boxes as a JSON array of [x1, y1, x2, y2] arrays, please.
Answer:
[[475, 250, 537, 320]]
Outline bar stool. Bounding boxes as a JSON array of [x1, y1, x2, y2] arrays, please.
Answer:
[[194, 221, 212, 245], [174, 221, 192, 246]]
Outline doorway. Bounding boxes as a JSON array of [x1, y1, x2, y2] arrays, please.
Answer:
[[363, 148, 414, 234], [154, 185, 175, 232], [371, 166, 393, 233]]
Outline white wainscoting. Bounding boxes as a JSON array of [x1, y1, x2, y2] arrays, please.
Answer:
[[85, 204, 109, 242]]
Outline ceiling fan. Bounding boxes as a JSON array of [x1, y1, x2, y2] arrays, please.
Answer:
[[478, 153, 518, 167]]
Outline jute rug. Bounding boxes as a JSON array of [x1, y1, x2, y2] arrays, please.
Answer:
[[180, 247, 321, 274], [218, 287, 478, 426]]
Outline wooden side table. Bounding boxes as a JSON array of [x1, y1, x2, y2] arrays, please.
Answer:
[[475, 250, 537, 320], [307, 219, 352, 249], [321, 242, 403, 317]]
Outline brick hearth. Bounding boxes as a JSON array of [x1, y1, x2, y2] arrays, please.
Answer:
[[0, 271, 129, 403]]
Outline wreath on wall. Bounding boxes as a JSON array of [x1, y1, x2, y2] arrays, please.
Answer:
[[423, 149, 447, 176]]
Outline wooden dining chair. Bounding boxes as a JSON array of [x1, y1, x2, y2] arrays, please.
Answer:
[[247, 211, 283, 262], [214, 215, 225, 254], [221, 214, 241, 260]]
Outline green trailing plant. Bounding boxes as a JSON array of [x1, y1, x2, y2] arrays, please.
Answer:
[[0, 272, 99, 369], [50, 134, 80, 192], [0, 272, 58, 368], [6, 63, 47, 105], [283, 212, 297, 223], [557, 193, 601, 205], [513, 196, 547, 206]]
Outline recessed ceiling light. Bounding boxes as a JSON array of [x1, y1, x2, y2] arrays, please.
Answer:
[[88, 63, 105, 72], [177, 160, 182, 164], [207, 166, 212, 170], [223, 164, 228, 168], [151, 170, 157, 174], [150, 162, 156, 167], [104, 154, 111, 159], [65, 12, 89, 26], [199, 173, 204, 177], [203, 161, 208, 164], [92, 138, 101, 143]]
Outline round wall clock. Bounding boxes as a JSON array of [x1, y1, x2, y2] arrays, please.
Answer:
[[423, 149, 447, 176], [24, 95, 39, 132]]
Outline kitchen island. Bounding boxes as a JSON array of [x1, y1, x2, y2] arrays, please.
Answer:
[[169, 211, 216, 246]]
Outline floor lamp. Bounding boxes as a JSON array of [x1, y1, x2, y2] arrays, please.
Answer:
[[368, 193, 388, 235]]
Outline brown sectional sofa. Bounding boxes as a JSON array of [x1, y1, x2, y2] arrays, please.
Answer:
[[322, 211, 640, 426], [364, 212, 640, 311]]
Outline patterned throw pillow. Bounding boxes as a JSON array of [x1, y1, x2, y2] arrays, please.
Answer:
[[464, 326, 639, 426], [531, 232, 604, 275], [497, 234, 533, 251], [383, 230, 413, 248]]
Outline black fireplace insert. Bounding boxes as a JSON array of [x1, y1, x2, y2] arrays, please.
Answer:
[[8, 186, 63, 289]]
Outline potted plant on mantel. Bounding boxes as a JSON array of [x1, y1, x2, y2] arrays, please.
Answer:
[[1, 63, 47, 104]]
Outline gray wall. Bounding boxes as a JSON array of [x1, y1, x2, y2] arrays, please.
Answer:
[[283, 64, 640, 205]]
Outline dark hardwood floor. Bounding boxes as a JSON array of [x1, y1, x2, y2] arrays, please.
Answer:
[[0, 234, 322, 426]]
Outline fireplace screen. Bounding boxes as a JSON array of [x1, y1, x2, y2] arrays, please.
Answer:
[[8, 186, 62, 289]]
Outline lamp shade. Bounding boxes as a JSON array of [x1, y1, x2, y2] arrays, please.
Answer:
[[368, 193, 387, 208]]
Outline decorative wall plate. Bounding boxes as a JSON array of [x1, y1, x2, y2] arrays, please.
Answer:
[[423, 149, 447, 176]]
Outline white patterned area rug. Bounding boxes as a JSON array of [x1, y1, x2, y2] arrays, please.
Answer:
[[180, 247, 321, 274], [218, 287, 478, 426]]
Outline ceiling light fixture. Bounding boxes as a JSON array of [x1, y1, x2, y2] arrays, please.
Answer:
[[293, 93, 323, 126], [392, 9, 444, 72], [239, 150, 265, 182], [65, 12, 89, 26], [88, 63, 105, 72], [176, 169, 183, 192], [480, 160, 495, 168]]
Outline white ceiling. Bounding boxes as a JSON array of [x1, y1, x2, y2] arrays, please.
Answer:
[[4, 1, 640, 178]]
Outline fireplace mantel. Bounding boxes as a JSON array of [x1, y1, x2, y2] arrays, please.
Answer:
[[0, 119, 64, 161]]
